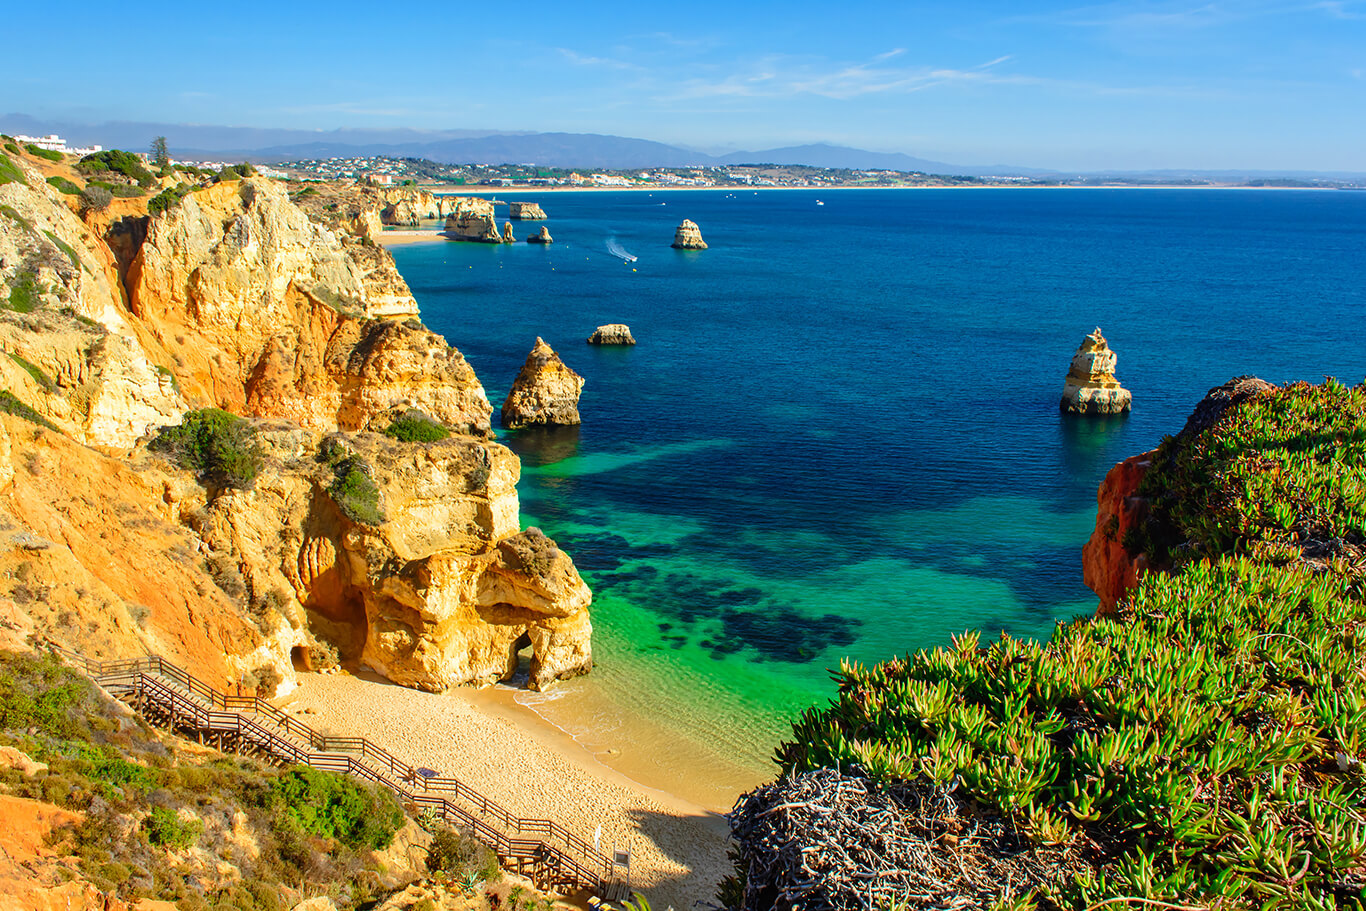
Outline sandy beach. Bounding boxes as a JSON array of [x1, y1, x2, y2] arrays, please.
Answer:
[[279, 671, 735, 908]]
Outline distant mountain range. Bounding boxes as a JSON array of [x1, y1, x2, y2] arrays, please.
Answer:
[[0, 113, 1051, 175], [3, 114, 1361, 180]]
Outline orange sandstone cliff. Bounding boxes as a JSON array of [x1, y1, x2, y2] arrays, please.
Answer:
[[0, 149, 591, 694]]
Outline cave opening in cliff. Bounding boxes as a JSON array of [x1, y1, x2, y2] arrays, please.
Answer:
[[508, 631, 534, 684], [290, 645, 312, 672]]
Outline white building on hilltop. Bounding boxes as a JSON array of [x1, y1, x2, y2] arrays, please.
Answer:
[[13, 133, 104, 157]]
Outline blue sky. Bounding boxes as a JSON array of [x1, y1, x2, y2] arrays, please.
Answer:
[[5, 0, 1364, 170]]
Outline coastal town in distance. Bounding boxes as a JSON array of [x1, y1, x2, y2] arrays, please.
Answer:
[[281, 154, 1365, 190]]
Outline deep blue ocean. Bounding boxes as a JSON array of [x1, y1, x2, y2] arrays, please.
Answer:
[[392, 188, 1366, 806]]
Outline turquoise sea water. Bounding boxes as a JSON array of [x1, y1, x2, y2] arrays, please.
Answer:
[[393, 188, 1366, 805]]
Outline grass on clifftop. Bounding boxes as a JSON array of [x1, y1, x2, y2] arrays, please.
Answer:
[[770, 379, 1366, 911]]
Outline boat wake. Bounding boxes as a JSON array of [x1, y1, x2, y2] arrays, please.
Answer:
[[606, 238, 638, 263]]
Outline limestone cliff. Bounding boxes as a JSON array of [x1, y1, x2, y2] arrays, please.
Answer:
[[1060, 328, 1132, 414], [671, 219, 708, 249], [527, 226, 552, 244], [185, 427, 592, 691], [0, 157, 186, 449], [0, 164, 594, 697], [500, 338, 584, 429], [117, 178, 489, 434], [501, 221, 515, 244], [509, 202, 547, 220], [442, 198, 500, 243]]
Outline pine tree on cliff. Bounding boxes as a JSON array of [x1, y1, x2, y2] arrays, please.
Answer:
[[150, 136, 170, 170]]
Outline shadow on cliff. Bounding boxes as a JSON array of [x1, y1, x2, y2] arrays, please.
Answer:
[[620, 805, 735, 909]]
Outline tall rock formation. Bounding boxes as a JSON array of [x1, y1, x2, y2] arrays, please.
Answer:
[[501, 338, 584, 429], [587, 324, 636, 345], [117, 179, 485, 434], [192, 428, 593, 692], [1060, 328, 1132, 415], [671, 219, 708, 249], [442, 198, 500, 243], [527, 226, 552, 244], [501, 221, 515, 244], [509, 202, 547, 220]]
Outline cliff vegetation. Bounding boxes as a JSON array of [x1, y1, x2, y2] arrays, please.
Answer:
[[732, 379, 1366, 910]]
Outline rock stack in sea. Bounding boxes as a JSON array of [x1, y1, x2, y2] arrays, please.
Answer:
[[501, 338, 585, 428], [443, 197, 500, 243], [502, 221, 515, 244], [671, 219, 707, 249], [1060, 328, 1132, 414], [527, 226, 553, 244], [587, 324, 636, 345], [510, 202, 548, 220]]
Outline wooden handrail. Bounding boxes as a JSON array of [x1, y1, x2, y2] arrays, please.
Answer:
[[47, 643, 617, 890]]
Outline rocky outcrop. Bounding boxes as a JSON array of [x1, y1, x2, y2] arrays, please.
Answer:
[[113, 179, 485, 434], [245, 317, 493, 436], [587, 324, 636, 345], [1060, 328, 1131, 415], [501, 221, 515, 244], [671, 219, 708, 250], [193, 427, 592, 691], [527, 226, 552, 244], [500, 338, 584, 429], [1081, 451, 1154, 614], [379, 189, 439, 227], [1082, 376, 1277, 614], [442, 198, 500, 243], [509, 202, 547, 220]]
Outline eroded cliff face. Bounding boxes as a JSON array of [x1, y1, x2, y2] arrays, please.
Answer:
[[0, 155, 592, 695], [0, 159, 186, 450], [185, 428, 591, 691], [1081, 451, 1153, 614]]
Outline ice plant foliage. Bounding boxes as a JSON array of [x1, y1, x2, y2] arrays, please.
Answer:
[[777, 380, 1366, 909]]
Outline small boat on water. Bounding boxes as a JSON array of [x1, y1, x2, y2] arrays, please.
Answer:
[[816, 200, 825, 206]]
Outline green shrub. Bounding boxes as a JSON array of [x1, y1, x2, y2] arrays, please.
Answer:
[[1126, 378, 1366, 566], [425, 825, 499, 881], [383, 409, 450, 443], [0, 151, 26, 186], [2, 142, 18, 155], [142, 806, 202, 850], [148, 183, 192, 217], [0, 651, 93, 738], [78, 150, 154, 187], [0, 390, 59, 431], [149, 407, 263, 490], [25, 144, 63, 162], [46, 175, 81, 195], [776, 380, 1366, 910], [268, 766, 403, 850], [215, 163, 255, 183], [327, 455, 384, 524], [4, 272, 42, 313], [7, 352, 54, 390]]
